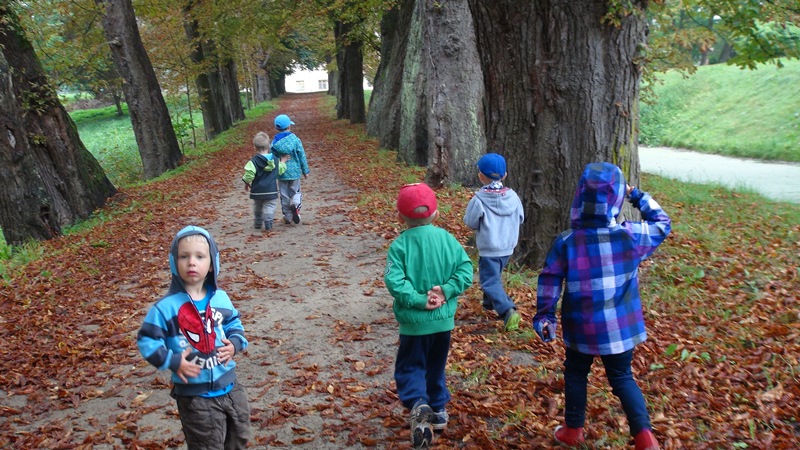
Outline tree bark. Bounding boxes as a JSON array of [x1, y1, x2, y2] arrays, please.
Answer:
[[368, 0, 484, 178], [396, 1, 428, 166], [468, 0, 646, 265], [256, 54, 272, 102], [96, 0, 182, 180], [366, 0, 415, 150], [334, 20, 366, 124], [183, 5, 244, 140], [0, 7, 116, 245], [334, 22, 350, 120], [344, 39, 366, 124], [423, 0, 485, 187]]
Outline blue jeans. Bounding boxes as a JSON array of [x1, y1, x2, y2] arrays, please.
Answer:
[[563, 348, 652, 436], [395, 331, 451, 411], [478, 256, 516, 317]]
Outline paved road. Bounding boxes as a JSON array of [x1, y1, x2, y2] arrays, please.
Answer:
[[639, 146, 800, 204]]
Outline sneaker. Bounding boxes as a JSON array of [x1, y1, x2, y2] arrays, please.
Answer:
[[291, 203, 301, 224], [253, 222, 261, 230], [554, 425, 585, 447], [283, 217, 291, 225], [481, 294, 493, 311], [503, 308, 521, 331], [431, 409, 448, 431], [634, 429, 659, 450], [264, 221, 273, 231], [410, 399, 433, 449]]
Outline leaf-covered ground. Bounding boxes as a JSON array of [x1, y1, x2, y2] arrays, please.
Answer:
[[0, 93, 797, 449]]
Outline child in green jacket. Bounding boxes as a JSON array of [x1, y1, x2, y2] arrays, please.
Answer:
[[384, 183, 472, 449]]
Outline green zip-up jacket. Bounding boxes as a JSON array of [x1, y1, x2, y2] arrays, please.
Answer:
[[384, 224, 473, 336]]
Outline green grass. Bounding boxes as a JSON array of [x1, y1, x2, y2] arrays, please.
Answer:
[[70, 104, 143, 187], [0, 98, 276, 267], [640, 59, 800, 162]]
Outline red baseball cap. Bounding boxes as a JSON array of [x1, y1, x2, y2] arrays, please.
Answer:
[[397, 183, 437, 219]]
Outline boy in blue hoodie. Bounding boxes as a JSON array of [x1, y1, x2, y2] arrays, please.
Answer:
[[138, 226, 251, 449], [271, 114, 310, 225], [532, 163, 670, 450], [464, 153, 525, 331]]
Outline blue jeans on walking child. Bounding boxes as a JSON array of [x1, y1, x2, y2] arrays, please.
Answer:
[[563, 348, 653, 436], [394, 331, 452, 412], [478, 256, 516, 317]]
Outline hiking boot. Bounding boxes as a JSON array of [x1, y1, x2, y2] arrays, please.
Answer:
[[503, 308, 521, 331], [264, 221, 273, 231], [554, 425, 585, 447], [291, 203, 301, 224], [431, 409, 448, 431], [410, 399, 433, 449], [634, 429, 659, 450]]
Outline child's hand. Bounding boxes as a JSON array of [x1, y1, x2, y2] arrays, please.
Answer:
[[280, 155, 290, 163], [533, 319, 557, 343], [426, 286, 445, 310], [244, 183, 250, 192], [176, 347, 201, 383], [626, 184, 634, 195], [217, 339, 235, 366]]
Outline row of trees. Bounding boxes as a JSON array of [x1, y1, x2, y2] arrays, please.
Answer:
[[1, 0, 797, 263], [0, 0, 375, 245]]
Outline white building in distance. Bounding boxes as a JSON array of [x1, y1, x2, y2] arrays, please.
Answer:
[[284, 66, 372, 93], [285, 67, 330, 93]]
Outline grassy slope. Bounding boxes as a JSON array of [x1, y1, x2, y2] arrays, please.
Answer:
[[640, 59, 800, 162]]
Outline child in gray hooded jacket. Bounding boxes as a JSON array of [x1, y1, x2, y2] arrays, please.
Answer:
[[464, 153, 525, 331]]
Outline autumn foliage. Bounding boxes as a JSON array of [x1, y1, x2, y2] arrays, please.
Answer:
[[0, 93, 797, 449]]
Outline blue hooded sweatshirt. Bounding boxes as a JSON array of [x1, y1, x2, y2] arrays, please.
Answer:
[[271, 132, 309, 181], [137, 226, 248, 396]]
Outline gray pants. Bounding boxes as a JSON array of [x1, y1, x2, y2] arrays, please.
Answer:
[[278, 179, 302, 222], [252, 198, 277, 227], [176, 382, 251, 450]]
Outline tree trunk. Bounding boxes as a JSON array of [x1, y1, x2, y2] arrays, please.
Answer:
[[334, 20, 366, 124], [256, 54, 272, 102], [423, 0, 485, 187], [397, 1, 428, 166], [112, 91, 124, 116], [468, 0, 647, 266], [0, 7, 116, 245], [344, 39, 366, 124], [334, 21, 350, 120], [718, 41, 735, 63], [96, 0, 182, 180], [366, 0, 415, 150], [183, 7, 243, 140], [221, 59, 245, 123]]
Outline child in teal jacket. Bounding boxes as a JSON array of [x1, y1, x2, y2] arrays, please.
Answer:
[[384, 183, 472, 449]]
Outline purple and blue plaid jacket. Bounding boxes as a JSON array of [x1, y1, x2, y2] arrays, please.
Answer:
[[533, 163, 671, 355]]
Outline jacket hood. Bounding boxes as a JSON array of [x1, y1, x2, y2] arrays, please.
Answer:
[[167, 225, 220, 295], [271, 131, 294, 150], [570, 162, 626, 229], [474, 187, 520, 217]]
